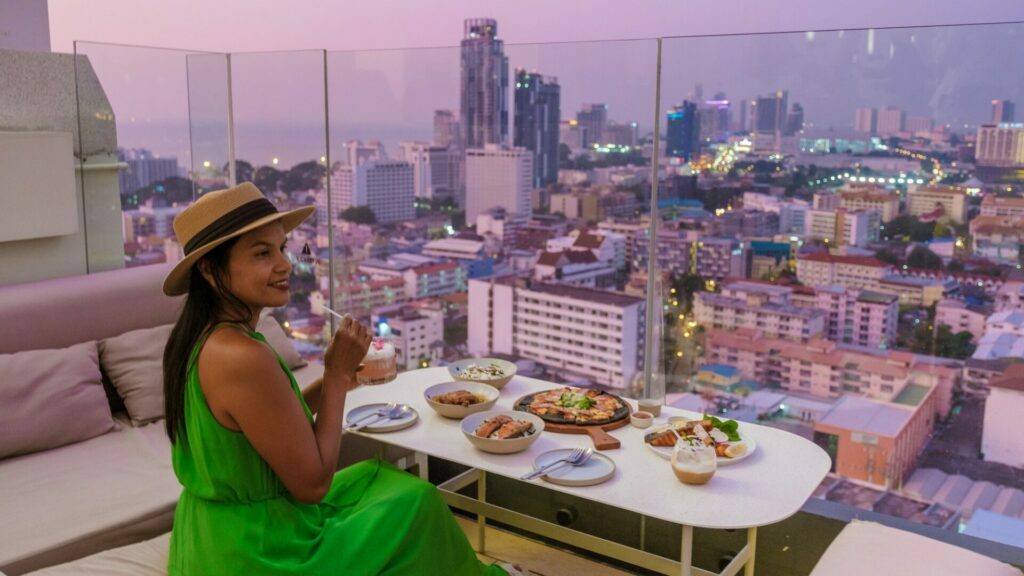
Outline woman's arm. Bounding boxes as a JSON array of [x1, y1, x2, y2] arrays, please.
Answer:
[[301, 377, 323, 415], [200, 320, 369, 504]]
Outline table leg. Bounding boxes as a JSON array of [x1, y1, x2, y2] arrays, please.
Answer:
[[477, 470, 487, 554], [413, 451, 429, 480], [744, 527, 757, 576], [680, 524, 693, 576]]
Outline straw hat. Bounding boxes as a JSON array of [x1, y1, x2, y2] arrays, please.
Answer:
[[162, 182, 314, 296]]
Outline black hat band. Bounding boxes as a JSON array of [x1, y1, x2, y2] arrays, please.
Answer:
[[183, 197, 279, 255]]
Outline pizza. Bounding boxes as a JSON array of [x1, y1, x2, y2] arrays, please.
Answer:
[[517, 387, 628, 425]]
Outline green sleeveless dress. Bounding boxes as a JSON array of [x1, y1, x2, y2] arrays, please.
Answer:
[[168, 327, 505, 576]]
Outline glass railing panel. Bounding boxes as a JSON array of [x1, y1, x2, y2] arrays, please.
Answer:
[[74, 42, 213, 272], [225, 50, 329, 361], [659, 22, 1024, 555]]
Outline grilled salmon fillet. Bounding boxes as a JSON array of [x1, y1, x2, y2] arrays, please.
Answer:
[[474, 415, 512, 438], [495, 420, 533, 439]]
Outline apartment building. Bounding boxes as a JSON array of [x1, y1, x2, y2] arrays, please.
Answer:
[[906, 185, 967, 224], [316, 276, 409, 318], [806, 287, 898, 349], [982, 364, 1024, 468], [876, 275, 956, 307], [796, 252, 891, 290], [533, 250, 617, 288], [694, 281, 825, 342], [468, 276, 644, 389], [815, 390, 937, 489], [936, 299, 990, 341], [704, 328, 958, 418], [371, 304, 445, 370], [980, 195, 1024, 218], [360, 258, 467, 299], [695, 237, 749, 281], [839, 184, 901, 222], [970, 215, 1023, 264]]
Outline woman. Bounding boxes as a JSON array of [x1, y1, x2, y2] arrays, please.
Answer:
[[161, 183, 515, 575]]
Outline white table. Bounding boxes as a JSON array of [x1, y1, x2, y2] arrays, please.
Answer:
[[345, 368, 831, 576]]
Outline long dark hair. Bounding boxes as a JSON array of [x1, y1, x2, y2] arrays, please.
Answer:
[[163, 237, 251, 443]]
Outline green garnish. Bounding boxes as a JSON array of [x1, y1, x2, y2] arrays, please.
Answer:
[[703, 413, 742, 442], [559, 392, 596, 410]]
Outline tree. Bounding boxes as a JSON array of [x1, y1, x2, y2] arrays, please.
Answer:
[[253, 166, 283, 194], [875, 249, 902, 266], [671, 273, 706, 313], [947, 260, 965, 273], [281, 161, 326, 193], [911, 323, 975, 359], [558, 143, 572, 164], [340, 206, 377, 224], [907, 246, 943, 270], [223, 160, 255, 183]]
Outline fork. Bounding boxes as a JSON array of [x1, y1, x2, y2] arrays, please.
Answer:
[[521, 448, 592, 480]]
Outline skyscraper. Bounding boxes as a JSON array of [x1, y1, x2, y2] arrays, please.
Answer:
[[993, 99, 1016, 124], [433, 110, 462, 150], [329, 160, 416, 224], [755, 91, 788, 136], [876, 106, 906, 135], [786, 103, 805, 136], [576, 104, 608, 149], [855, 108, 878, 134], [513, 69, 561, 188], [460, 18, 508, 148], [666, 101, 699, 161]]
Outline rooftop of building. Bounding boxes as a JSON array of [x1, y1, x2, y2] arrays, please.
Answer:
[[857, 290, 899, 305], [722, 280, 793, 297], [879, 274, 951, 288], [697, 364, 741, 379], [893, 383, 932, 407], [536, 250, 599, 266], [988, 310, 1024, 327], [989, 364, 1024, 393], [699, 291, 824, 320], [798, 251, 890, 268], [412, 261, 460, 275], [973, 332, 1024, 362], [422, 237, 485, 253], [981, 195, 1024, 208], [817, 395, 915, 437], [523, 281, 644, 308]]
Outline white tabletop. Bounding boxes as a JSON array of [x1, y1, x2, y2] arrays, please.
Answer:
[[345, 367, 831, 530]]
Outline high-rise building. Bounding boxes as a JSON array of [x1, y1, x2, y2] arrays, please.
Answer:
[[755, 91, 788, 135], [398, 142, 436, 200], [465, 145, 532, 223], [340, 140, 384, 166], [603, 122, 639, 147], [468, 276, 645, 389], [854, 108, 878, 134], [559, 120, 585, 152], [429, 147, 464, 205], [876, 106, 906, 135], [329, 160, 415, 224], [460, 18, 508, 148], [117, 148, 179, 194], [738, 98, 749, 132], [433, 110, 462, 150], [786, 103, 804, 135], [513, 69, 561, 188], [976, 123, 1024, 167], [906, 116, 934, 133], [576, 104, 608, 149], [992, 99, 1016, 124], [666, 101, 699, 161]]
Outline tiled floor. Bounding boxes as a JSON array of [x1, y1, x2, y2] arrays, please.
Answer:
[[455, 516, 638, 576]]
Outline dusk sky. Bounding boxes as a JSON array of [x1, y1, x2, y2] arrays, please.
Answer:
[[46, 0, 1024, 169]]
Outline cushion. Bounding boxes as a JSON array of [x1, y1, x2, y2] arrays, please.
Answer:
[[22, 532, 170, 575], [0, 420, 178, 574], [810, 520, 1020, 576], [257, 315, 307, 370], [99, 325, 173, 426], [0, 342, 115, 459]]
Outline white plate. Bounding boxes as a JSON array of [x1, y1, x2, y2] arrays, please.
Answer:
[[532, 449, 616, 486], [643, 424, 757, 465], [345, 403, 418, 433]]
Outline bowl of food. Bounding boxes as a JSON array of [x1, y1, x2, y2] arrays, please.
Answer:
[[424, 381, 500, 419], [461, 410, 544, 454], [448, 358, 517, 390]]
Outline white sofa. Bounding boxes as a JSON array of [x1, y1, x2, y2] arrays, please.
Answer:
[[0, 264, 325, 575], [810, 520, 1021, 575]]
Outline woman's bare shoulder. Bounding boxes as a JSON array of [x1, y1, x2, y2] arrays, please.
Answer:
[[199, 325, 280, 382]]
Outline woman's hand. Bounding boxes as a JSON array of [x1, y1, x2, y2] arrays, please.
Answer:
[[323, 314, 372, 390]]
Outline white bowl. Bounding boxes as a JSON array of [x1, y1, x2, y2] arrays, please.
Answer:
[[460, 410, 545, 454], [448, 358, 517, 390], [424, 381, 500, 419]]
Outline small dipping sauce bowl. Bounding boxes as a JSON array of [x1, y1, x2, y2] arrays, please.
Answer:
[[630, 411, 654, 429]]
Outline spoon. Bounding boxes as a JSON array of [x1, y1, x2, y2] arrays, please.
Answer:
[[345, 404, 409, 432]]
